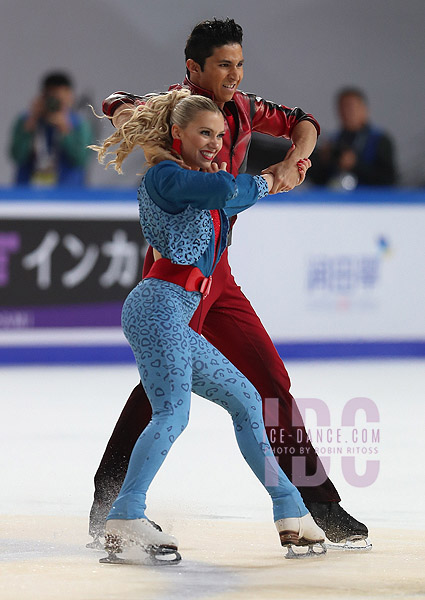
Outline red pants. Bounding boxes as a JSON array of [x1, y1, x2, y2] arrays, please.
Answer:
[[92, 247, 340, 521]]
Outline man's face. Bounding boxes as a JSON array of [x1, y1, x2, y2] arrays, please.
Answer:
[[188, 44, 244, 107], [338, 94, 369, 131]]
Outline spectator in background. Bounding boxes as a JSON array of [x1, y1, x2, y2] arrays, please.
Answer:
[[310, 87, 397, 189], [8, 72, 93, 186]]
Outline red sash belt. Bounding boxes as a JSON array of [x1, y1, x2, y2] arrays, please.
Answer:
[[144, 258, 213, 298]]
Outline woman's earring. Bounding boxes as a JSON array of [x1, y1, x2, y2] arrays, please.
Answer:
[[172, 139, 182, 155]]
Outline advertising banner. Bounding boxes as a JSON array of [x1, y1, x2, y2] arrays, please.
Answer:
[[0, 192, 145, 362], [1, 217, 146, 329], [228, 192, 425, 356], [2, 188, 424, 362]]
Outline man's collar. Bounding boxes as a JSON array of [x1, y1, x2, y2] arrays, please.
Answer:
[[183, 75, 215, 100]]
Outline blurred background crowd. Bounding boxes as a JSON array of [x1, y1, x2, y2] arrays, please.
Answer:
[[2, 0, 424, 191]]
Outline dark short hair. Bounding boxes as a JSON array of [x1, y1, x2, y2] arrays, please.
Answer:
[[41, 71, 73, 90], [336, 87, 368, 105], [185, 18, 243, 72]]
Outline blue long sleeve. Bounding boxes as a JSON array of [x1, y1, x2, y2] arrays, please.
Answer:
[[144, 161, 264, 216]]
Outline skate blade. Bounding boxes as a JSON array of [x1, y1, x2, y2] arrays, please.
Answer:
[[326, 537, 372, 551], [100, 545, 182, 566], [285, 542, 327, 559], [99, 552, 127, 564], [146, 546, 182, 565], [100, 551, 182, 565]]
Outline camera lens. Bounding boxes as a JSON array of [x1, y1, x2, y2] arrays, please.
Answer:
[[45, 96, 61, 112]]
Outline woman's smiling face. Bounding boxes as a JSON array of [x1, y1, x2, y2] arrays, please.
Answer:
[[172, 110, 225, 170]]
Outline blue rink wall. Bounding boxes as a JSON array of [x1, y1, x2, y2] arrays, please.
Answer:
[[1, 186, 425, 365]]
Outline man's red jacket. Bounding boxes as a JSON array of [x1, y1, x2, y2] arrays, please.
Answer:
[[102, 76, 320, 176]]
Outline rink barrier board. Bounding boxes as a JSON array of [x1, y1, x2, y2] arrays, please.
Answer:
[[1, 186, 425, 203], [1, 186, 425, 363], [2, 340, 425, 365]]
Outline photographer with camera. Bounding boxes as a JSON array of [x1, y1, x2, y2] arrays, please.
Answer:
[[9, 71, 93, 186]]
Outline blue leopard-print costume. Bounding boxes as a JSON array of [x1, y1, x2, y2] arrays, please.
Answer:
[[107, 163, 307, 522]]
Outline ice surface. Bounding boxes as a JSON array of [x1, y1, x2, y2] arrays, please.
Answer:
[[1, 359, 424, 530]]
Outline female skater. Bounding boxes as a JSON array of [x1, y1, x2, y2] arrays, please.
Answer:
[[91, 89, 325, 561]]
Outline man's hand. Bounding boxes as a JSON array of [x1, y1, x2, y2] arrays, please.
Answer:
[[262, 143, 311, 193], [206, 161, 228, 173], [143, 143, 192, 170], [261, 120, 317, 193], [112, 104, 137, 129]]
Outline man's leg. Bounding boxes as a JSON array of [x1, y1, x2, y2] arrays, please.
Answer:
[[200, 263, 368, 542], [88, 383, 152, 540], [201, 266, 338, 503]]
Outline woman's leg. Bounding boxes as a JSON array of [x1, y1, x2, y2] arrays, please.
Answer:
[[88, 252, 225, 538], [107, 279, 198, 520], [188, 329, 307, 521]]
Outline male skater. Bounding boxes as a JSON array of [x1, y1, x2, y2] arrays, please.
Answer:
[[89, 18, 368, 548]]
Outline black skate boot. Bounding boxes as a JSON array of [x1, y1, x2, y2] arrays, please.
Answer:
[[87, 499, 110, 549], [306, 502, 371, 550]]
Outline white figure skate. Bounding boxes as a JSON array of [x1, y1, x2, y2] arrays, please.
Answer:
[[276, 512, 327, 559], [100, 518, 181, 565]]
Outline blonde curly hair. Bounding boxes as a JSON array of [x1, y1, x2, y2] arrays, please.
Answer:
[[90, 89, 222, 173]]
